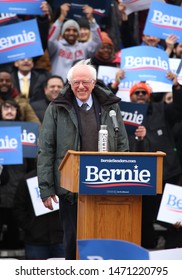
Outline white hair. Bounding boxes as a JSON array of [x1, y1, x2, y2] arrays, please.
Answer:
[[67, 59, 97, 82]]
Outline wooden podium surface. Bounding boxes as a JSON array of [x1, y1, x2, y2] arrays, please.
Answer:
[[59, 150, 165, 257]]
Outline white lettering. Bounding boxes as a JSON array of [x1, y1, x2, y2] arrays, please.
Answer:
[[124, 55, 168, 70], [85, 166, 99, 181], [121, 110, 143, 125], [21, 129, 36, 143], [152, 10, 182, 28], [0, 136, 18, 149], [0, 30, 36, 50], [85, 165, 150, 183]]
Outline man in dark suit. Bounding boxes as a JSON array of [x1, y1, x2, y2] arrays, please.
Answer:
[[11, 58, 51, 102], [30, 75, 64, 123]]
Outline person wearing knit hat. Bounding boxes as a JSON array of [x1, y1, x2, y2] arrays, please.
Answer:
[[48, 3, 102, 82], [101, 31, 114, 47], [61, 19, 80, 36], [129, 82, 151, 103], [91, 31, 117, 71]]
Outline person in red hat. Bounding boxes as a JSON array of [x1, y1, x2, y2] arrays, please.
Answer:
[[129, 82, 151, 104], [129, 74, 182, 250], [91, 31, 118, 72]]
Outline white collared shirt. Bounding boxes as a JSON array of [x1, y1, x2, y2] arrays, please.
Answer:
[[18, 71, 31, 93], [76, 94, 93, 110]]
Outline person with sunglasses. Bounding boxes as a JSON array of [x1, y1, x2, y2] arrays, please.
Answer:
[[129, 82, 151, 104], [129, 74, 182, 250]]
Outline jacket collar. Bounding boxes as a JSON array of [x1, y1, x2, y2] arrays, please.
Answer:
[[52, 80, 121, 108]]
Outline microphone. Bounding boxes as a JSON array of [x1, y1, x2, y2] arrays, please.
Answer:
[[109, 110, 119, 132]]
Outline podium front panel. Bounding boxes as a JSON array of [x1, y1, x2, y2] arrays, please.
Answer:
[[59, 150, 165, 258], [79, 154, 157, 195], [77, 195, 142, 244]]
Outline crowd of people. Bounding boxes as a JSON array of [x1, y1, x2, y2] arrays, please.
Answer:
[[0, 0, 182, 259]]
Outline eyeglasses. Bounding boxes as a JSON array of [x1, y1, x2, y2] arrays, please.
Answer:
[[2, 104, 17, 111], [134, 90, 147, 96], [70, 80, 94, 87]]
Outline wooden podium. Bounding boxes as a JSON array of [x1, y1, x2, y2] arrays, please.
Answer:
[[59, 150, 165, 259]]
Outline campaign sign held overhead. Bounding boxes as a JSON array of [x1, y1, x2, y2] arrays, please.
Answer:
[[0, 19, 43, 64], [0, 0, 43, 15], [0, 121, 39, 158], [58, 0, 112, 24], [121, 46, 171, 84], [144, 0, 182, 42], [79, 154, 157, 195], [0, 126, 23, 165]]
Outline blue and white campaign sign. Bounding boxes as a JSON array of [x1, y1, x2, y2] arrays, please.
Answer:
[[78, 239, 149, 260], [144, 1, 182, 42], [0, 13, 17, 25], [0, 126, 22, 165], [157, 183, 182, 225], [147, 58, 182, 93], [26, 176, 59, 216], [119, 101, 149, 135], [121, 46, 172, 84], [97, 65, 131, 102], [0, 0, 43, 15], [0, 121, 39, 158], [0, 19, 43, 64], [98, 66, 119, 86], [58, 0, 112, 24], [79, 154, 157, 195]]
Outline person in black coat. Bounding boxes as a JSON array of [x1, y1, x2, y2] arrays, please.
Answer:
[[13, 168, 65, 260], [30, 75, 64, 122], [0, 99, 30, 249], [11, 58, 51, 102], [128, 75, 182, 249]]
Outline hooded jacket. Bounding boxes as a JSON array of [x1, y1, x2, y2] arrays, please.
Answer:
[[37, 81, 129, 201]]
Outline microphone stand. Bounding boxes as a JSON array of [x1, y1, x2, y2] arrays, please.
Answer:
[[114, 129, 119, 151]]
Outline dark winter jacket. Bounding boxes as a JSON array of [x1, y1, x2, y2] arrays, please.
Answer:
[[131, 85, 182, 181], [143, 97, 182, 181], [13, 169, 64, 245], [37, 81, 129, 201], [0, 164, 27, 208], [30, 98, 50, 123]]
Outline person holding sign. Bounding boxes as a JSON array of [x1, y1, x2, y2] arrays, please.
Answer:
[[14, 169, 65, 260], [128, 73, 182, 249], [37, 60, 129, 259], [141, 34, 179, 57], [0, 99, 30, 251], [48, 3, 102, 82]]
